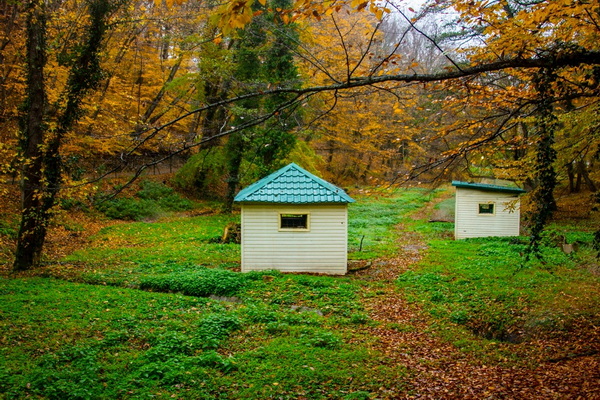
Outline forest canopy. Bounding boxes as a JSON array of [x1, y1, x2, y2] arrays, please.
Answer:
[[0, 0, 598, 270]]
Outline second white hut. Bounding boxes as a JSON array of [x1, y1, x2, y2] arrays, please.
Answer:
[[452, 180, 526, 239]]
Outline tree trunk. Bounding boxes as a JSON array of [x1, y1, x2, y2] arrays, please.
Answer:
[[13, 0, 48, 271], [566, 162, 576, 193], [575, 161, 583, 192], [527, 68, 558, 257], [224, 132, 244, 213], [577, 159, 597, 192], [13, 0, 114, 271]]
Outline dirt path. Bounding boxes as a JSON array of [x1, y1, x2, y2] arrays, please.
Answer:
[[355, 195, 600, 399]]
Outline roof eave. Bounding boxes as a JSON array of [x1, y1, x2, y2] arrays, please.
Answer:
[[236, 200, 354, 205], [452, 180, 526, 194]]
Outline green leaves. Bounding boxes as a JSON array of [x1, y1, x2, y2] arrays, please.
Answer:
[[94, 180, 193, 221], [139, 268, 247, 297]]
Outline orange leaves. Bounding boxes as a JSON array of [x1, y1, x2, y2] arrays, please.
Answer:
[[214, 0, 257, 34], [454, 0, 600, 64], [153, 0, 186, 7], [211, 0, 391, 34]]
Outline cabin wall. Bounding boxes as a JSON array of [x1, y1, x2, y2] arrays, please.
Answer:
[[241, 204, 348, 274], [454, 188, 521, 239]]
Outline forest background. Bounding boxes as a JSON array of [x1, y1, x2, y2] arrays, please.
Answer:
[[0, 0, 599, 270]]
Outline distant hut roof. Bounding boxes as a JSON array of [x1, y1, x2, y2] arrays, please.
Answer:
[[234, 163, 355, 204], [452, 180, 526, 195]]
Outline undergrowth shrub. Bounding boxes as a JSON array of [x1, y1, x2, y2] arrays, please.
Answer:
[[139, 268, 246, 297], [95, 180, 192, 221], [137, 180, 192, 211], [95, 197, 155, 221], [172, 149, 228, 199], [194, 313, 242, 349]]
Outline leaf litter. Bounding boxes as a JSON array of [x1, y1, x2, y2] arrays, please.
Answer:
[[354, 196, 599, 399]]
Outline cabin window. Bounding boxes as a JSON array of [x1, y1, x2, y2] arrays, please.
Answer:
[[279, 213, 309, 230], [478, 203, 495, 215]]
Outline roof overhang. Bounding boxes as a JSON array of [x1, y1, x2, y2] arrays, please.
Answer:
[[452, 180, 526, 195]]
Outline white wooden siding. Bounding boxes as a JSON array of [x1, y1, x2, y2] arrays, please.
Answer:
[[241, 204, 348, 274], [454, 188, 521, 239]]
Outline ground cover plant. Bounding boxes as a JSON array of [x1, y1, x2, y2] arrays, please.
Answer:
[[1, 186, 598, 398], [397, 203, 600, 365], [60, 213, 241, 272], [398, 236, 599, 339], [94, 180, 194, 221], [0, 277, 388, 399], [348, 188, 441, 260]]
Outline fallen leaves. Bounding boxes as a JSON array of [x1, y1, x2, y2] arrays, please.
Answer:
[[356, 195, 600, 399]]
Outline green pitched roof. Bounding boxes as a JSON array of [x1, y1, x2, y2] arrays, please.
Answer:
[[452, 180, 526, 194], [234, 163, 355, 204]]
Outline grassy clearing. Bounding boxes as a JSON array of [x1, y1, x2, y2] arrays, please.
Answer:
[[0, 277, 393, 399], [58, 213, 240, 279], [1, 188, 426, 399], [1, 186, 598, 398], [398, 222, 600, 359]]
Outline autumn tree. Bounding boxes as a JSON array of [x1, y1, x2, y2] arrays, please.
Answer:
[[295, 8, 458, 185], [411, 0, 600, 251], [5, 0, 600, 269], [12, 0, 125, 271], [213, 0, 599, 252], [173, 0, 303, 210]]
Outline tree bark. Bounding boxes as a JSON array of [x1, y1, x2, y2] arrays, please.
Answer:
[[577, 159, 597, 192], [13, 0, 48, 271], [224, 132, 244, 213], [567, 162, 576, 193], [527, 68, 558, 257], [13, 0, 113, 271]]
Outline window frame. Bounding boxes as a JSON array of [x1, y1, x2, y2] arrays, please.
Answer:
[[278, 212, 310, 231], [478, 202, 495, 215]]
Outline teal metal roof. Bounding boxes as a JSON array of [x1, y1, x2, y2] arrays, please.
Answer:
[[234, 163, 355, 204], [452, 180, 526, 194]]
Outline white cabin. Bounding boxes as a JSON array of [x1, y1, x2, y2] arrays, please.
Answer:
[[234, 163, 354, 275], [452, 181, 526, 239]]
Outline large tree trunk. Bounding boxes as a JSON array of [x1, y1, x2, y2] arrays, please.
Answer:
[[527, 68, 558, 257], [13, 0, 48, 271], [13, 0, 113, 271]]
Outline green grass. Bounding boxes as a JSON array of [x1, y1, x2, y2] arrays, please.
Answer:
[[0, 276, 394, 399], [63, 214, 240, 269], [1, 186, 599, 398], [348, 188, 442, 259], [397, 234, 600, 345], [0, 277, 229, 399]]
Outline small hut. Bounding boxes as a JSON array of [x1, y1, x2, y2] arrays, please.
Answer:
[[234, 163, 355, 275], [452, 181, 526, 239]]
